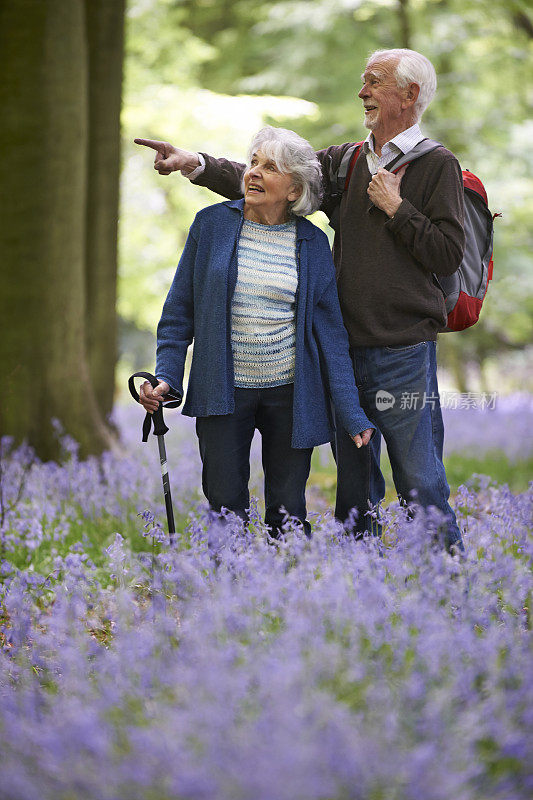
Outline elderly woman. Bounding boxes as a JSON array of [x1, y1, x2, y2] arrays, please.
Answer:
[[139, 126, 373, 537]]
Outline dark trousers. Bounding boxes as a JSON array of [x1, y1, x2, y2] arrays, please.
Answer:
[[195, 384, 313, 537]]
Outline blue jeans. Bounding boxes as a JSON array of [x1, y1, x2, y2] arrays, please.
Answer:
[[195, 384, 313, 537], [334, 341, 463, 551]]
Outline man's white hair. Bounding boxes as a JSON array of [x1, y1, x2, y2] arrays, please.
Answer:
[[368, 48, 437, 121]]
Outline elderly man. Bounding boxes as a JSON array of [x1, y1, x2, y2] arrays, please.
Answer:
[[135, 48, 465, 553]]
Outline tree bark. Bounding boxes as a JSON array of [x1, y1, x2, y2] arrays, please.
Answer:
[[0, 0, 112, 459], [513, 11, 533, 39], [398, 0, 411, 50], [84, 0, 125, 422]]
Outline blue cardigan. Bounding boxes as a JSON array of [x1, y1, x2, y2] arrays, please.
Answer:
[[156, 199, 372, 448]]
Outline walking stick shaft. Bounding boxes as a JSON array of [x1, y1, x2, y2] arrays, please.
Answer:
[[157, 435, 176, 541], [129, 371, 181, 545]]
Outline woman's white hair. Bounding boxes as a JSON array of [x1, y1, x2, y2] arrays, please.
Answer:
[[369, 48, 437, 121], [244, 126, 323, 216]]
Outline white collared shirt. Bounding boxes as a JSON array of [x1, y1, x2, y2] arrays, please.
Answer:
[[364, 123, 425, 175]]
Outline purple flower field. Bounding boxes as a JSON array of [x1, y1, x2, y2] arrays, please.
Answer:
[[441, 394, 533, 462], [0, 399, 532, 800]]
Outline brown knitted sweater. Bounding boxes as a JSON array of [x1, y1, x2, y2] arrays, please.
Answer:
[[193, 141, 465, 347]]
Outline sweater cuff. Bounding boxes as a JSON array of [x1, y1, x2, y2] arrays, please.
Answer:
[[384, 198, 416, 233], [190, 153, 221, 187], [182, 153, 205, 180], [155, 375, 183, 405], [349, 411, 375, 439]]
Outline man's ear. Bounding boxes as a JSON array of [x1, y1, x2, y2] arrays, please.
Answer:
[[403, 82, 420, 109]]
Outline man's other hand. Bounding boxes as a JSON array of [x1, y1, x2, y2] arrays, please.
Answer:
[[134, 139, 200, 176], [367, 165, 407, 217]]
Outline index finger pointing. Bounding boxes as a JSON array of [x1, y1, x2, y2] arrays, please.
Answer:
[[134, 138, 167, 151]]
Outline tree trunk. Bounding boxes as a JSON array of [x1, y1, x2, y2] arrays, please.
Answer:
[[84, 0, 125, 422], [397, 0, 411, 50], [0, 0, 112, 460], [513, 11, 533, 39]]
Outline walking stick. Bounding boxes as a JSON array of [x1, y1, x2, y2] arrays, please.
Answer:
[[128, 372, 181, 545]]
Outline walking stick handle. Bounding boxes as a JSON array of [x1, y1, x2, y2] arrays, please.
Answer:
[[128, 371, 180, 404], [128, 371, 181, 441]]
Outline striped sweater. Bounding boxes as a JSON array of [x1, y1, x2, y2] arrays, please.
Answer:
[[231, 219, 297, 387]]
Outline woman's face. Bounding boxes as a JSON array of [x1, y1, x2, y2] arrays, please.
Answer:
[[243, 149, 301, 223]]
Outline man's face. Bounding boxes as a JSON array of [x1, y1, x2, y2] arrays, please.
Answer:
[[358, 57, 405, 135]]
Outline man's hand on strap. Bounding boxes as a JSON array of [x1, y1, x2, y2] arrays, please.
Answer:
[[367, 165, 407, 218]]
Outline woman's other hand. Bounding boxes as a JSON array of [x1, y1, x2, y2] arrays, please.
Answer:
[[139, 380, 170, 413], [351, 428, 374, 448]]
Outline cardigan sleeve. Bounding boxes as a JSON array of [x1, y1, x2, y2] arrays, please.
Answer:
[[155, 227, 198, 400], [313, 272, 374, 437]]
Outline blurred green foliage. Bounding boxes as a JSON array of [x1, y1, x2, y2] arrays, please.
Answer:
[[120, 0, 532, 392]]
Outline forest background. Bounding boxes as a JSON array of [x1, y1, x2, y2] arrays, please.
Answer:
[[1, 0, 532, 460]]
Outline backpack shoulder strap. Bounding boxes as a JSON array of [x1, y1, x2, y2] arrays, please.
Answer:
[[330, 142, 363, 193], [341, 141, 363, 189], [385, 138, 442, 173], [337, 138, 443, 187], [323, 138, 441, 227]]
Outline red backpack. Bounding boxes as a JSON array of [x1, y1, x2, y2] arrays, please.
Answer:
[[326, 139, 499, 332]]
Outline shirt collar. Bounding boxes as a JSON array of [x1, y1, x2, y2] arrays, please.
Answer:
[[363, 123, 424, 155]]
